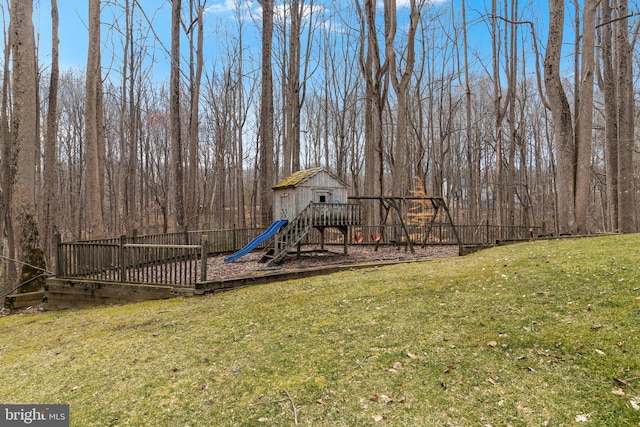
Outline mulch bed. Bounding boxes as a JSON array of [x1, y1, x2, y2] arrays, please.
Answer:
[[206, 244, 459, 280]]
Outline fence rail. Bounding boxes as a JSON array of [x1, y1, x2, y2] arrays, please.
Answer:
[[56, 223, 540, 286], [55, 236, 207, 286], [302, 223, 539, 246]]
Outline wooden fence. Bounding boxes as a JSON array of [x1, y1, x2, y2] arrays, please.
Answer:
[[55, 223, 540, 286], [305, 223, 540, 246], [55, 235, 207, 286]]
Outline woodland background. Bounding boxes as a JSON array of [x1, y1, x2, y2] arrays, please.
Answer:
[[1, 0, 639, 291]]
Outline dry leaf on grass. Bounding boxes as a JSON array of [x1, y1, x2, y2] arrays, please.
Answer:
[[614, 377, 629, 386], [611, 388, 626, 398], [370, 394, 393, 403]]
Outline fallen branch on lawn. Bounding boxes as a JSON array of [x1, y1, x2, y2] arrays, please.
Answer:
[[283, 388, 299, 425]]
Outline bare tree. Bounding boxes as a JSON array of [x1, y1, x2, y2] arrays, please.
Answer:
[[42, 0, 59, 267], [116, 0, 138, 235], [355, 0, 388, 226], [1, 3, 16, 290], [385, 0, 420, 197], [85, 0, 105, 237], [170, 0, 185, 231], [461, 0, 479, 224], [544, 0, 575, 234], [274, 0, 316, 178], [283, 0, 301, 177], [258, 0, 275, 226], [615, 0, 636, 232], [574, 0, 598, 234], [598, 0, 618, 231], [10, 0, 45, 291], [186, 1, 206, 230]]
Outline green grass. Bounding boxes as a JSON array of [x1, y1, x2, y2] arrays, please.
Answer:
[[1, 234, 640, 426]]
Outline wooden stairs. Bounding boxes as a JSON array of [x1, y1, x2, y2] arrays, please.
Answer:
[[260, 202, 361, 267]]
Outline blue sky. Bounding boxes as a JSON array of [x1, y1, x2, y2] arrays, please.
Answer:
[[29, 0, 553, 83]]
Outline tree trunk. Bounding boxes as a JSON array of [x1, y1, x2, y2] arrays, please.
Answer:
[[0, 15, 14, 291], [544, 0, 575, 234], [42, 0, 59, 269], [462, 0, 478, 224], [234, 10, 247, 229], [355, 0, 387, 225], [574, 0, 597, 234], [386, 0, 419, 198], [187, 3, 204, 230], [615, 0, 636, 232], [126, 0, 138, 234], [598, 0, 618, 231], [10, 0, 46, 292], [258, 0, 275, 226], [171, 0, 185, 231], [85, 0, 105, 238], [283, 0, 302, 177], [491, 0, 508, 226]]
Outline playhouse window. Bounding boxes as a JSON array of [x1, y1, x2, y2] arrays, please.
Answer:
[[319, 195, 327, 203]]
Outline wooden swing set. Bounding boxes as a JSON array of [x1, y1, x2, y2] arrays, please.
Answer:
[[348, 196, 462, 252]]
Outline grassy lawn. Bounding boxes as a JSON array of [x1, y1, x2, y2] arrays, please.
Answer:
[[1, 234, 639, 426]]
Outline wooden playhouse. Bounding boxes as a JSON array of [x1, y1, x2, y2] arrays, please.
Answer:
[[262, 167, 362, 265]]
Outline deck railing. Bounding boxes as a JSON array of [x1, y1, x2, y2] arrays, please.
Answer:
[[309, 202, 362, 227]]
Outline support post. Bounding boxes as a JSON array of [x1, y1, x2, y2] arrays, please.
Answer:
[[200, 235, 208, 282], [387, 197, 414, 254], [341, 226, 348, 254], [119, 235, 127, 283], [53, 233, 62, 276]]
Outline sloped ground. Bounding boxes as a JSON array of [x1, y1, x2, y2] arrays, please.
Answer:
[[1, 235, 638, 426]]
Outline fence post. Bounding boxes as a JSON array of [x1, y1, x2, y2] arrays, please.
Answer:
[[53, 233, 62, 276], [200, 235, 208, 282], [119, 235, 127, 283], [486, 220, 490, 244], [232, 225, 237, 251]]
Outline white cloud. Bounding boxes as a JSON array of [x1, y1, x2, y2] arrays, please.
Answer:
[[204, 0, 236, 14], [205, 0, 259, 15]]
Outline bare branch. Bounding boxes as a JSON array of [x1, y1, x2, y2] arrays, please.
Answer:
[[283, 388, 299, 425]]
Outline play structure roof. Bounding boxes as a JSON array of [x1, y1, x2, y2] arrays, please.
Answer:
[[272, 167, 348, 190]]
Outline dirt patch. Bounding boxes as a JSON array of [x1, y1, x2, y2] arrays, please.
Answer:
[[206, 244, 458, 280]]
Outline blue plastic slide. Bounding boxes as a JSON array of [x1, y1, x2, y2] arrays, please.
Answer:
[[224, 219, 288, 263]]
